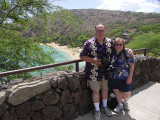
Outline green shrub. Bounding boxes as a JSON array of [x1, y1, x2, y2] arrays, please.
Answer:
[[126, 32, 160, 56]]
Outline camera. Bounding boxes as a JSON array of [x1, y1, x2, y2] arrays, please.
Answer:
[[106, 65, 115, 72], [101, 58, 115, 73]]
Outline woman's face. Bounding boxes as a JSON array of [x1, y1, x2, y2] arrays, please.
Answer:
[[115, 40, 123, 53]]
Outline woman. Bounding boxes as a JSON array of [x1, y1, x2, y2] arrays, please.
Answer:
[[109, 38, 135, 113]]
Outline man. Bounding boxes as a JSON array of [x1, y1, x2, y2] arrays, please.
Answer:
[[80, 24, 113, 120]]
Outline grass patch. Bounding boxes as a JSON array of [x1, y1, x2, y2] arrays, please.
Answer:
[[126, 32, 160, 57]]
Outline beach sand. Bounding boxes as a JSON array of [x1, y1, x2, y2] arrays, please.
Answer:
[[46, 42, 82, 60]]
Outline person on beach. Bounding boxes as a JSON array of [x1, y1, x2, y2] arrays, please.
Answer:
[[109, 38, 135, 113], [80, 24, 113, 120]]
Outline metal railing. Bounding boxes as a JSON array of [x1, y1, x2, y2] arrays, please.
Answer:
[[0, 59, 83, 77], [133, 48, 160, 56], [0, 48, 159, 77]]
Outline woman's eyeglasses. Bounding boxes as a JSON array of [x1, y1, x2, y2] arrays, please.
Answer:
[[115, 44, 123, 46]]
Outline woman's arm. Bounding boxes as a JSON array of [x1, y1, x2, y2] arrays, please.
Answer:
[[126, 63, 135, 84]]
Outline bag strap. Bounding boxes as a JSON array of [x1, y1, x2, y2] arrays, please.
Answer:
[[123, 49, 129, 64], [110, 49, 129, 67]]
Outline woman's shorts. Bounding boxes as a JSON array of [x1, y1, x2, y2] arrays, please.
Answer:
[[109, 79, 132, 92]]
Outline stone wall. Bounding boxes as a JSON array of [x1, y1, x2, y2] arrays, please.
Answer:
[[0, 56, 160, 120], [132, 55, 160, 88]]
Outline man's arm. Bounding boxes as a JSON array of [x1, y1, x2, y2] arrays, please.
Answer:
[[80, 56, 102, 66], [126, 48, 133, 57]]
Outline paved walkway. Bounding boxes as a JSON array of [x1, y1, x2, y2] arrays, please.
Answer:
[[75, 81, 160, 120]]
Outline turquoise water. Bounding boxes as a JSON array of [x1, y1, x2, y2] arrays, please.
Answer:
[[41, 45, 71, 62], [30, 45, 85, 76]]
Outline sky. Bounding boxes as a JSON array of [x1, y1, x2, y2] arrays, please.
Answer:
[[54, 0, 160, 13]]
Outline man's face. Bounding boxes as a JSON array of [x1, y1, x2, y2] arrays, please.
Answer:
[[95, 25, 106, 41]]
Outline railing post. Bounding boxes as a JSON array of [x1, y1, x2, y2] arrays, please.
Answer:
[[76, 62, 79, 72], [144, 49, 147, 56]]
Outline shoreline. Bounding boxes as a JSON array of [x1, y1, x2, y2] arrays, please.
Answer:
[[46, 42, 82, 60]]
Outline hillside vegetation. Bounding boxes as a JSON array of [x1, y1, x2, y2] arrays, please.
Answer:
[[126, 23, 160, 56], [69, 9, 160, 30], [23, 9, 160, 50]]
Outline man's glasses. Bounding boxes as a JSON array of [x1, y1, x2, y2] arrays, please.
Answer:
[[97, 30, 105, 33], [115, 44, 123, 46]]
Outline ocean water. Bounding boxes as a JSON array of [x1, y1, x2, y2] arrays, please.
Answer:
[[41, 45, 71, 62], [30, 45, 85, 76]]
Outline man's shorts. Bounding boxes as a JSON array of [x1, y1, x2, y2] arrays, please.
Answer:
[[109, 79, 132, 92], [88, 76, 109, 91]]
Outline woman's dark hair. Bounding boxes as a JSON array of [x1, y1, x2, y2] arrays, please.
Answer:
[[113, 37, 125, 49]]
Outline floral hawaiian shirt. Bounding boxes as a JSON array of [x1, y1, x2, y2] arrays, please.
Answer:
[[110, 50, 134, 80], [80, 37, 113, 81]]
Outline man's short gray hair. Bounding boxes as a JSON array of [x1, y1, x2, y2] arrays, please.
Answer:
[[95, 24, 106, 32]]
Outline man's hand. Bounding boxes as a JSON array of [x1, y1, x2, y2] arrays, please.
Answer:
[[91, 58, 102, 66], [128, 49, 133, 57]]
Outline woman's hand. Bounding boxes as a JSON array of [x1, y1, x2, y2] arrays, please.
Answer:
[[126, 76, 132, 84], [126, 63, 134, 84]]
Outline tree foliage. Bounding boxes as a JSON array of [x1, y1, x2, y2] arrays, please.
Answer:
[[0, 28, 56, 82], [0, 0, 54, 26], [0, 0, 63, 83], [0, 29, 55, 70]]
